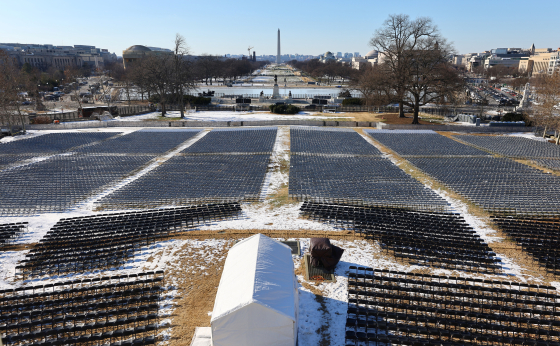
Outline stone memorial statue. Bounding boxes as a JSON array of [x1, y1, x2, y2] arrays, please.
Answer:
[[516, 82, 531, 111], [272, 75, 280, 99]]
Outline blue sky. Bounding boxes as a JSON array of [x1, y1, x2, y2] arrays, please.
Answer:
[[1, 0, 558, 57]]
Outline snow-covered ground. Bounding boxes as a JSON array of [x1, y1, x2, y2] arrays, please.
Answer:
[[0, 128, 128, 144], [113, 110, 351, 122], [1, 127, 559, 346], [508, 132, 551, 142]]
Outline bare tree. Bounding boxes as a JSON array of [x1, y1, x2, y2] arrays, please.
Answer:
[[64, 65, 85, 113], [404, 39, 460, 123], [370, 14, 440, 118], [129, 35, 195, 118], [0, 50, 32, 133], [532, 73, 560, 144], [194, 55, 219, 85], [121, 68, 135, 107], [370, 15, 462, 123], [172, 33, 196, 118], [228, 59, 252, 81], [143, 54, 174, 116], [472, 65, 486, 78], [486, 65, 514, 85], [510, 76, 530, 92], [109, 62, 134, 107], [448, 87, 469, 116], [96, 70, 119, 112], [350, 65, 391, 108], [17, 62, 45, 112], [129, 58, 150, 101], [0, 76, 16, 132], [476, 88, 491, 120]]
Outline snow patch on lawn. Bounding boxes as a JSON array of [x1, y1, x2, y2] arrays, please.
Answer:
[[507, 132, 551, 142], [197, 202, 340, 232], [433, 189, 501, 243], [114, 110, 350, 122]]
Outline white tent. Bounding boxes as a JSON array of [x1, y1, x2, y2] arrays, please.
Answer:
[[210, 234, 298, 346]]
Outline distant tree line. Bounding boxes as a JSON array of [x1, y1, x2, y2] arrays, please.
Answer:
[[0, 50, 30, 133], [0, 50, 60, 132], [287, 59, 356, 84], [191, 55, 268, 86], [105, 46, 268, 117], [472, 64, 522, 83]]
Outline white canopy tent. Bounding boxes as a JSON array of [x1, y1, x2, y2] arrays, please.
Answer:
[[210, 234, 298, 346]]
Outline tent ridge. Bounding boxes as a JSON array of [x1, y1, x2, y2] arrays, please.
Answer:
[[251, 300, 297, 322], [212, 299, 296, 323], [210, 299, 255, 323]]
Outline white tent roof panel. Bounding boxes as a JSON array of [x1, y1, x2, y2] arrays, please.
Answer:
[[211, 234, 298, 346], [212, 303, 294, 346]]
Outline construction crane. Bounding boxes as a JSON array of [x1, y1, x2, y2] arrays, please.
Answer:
[[248, 46, 254, 60]]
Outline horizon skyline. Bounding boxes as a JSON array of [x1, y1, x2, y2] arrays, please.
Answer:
[[2, 39, 556, 59], [1, 0, 558, 57]]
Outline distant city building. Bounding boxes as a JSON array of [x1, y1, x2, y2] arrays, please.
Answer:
[[518, 45, 560, 76], [451, 55, 463, 66], [457, 45, 559, 75], [466, 53, 486, 71], [0, 43, 116, 70], [482, 47, 530, 70], [319, 51, 336, 63], [548, 51, 560, 75], [364, 50, 378, 59], [122, 45, 173, 69], [221, 50, 349, 63], [316, 51, 359, 64], [146, 46, 173, 52], [354, 52, 360, 58], [484, 56, 523, 70], [352, 50, 378, 70]]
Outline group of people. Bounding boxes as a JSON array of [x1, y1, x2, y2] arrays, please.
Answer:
[[258, 90, 293, 99]]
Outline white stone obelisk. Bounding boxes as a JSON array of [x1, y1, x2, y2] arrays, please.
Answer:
[[276, 29, 281, 64]]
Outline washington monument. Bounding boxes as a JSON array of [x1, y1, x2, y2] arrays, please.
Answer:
[[276, 29, 281, 64]]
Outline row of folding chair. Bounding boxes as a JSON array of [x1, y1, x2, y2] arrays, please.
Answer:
[[346, 266, 560, 346], [1, 271, 163, 300], [0, 223, 28, 248], [302, 202, 499, 272], [492, 217, 560, 278], [0, 273, 163, 346]]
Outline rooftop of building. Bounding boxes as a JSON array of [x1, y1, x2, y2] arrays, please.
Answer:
[[124, 45, 152, 53]]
